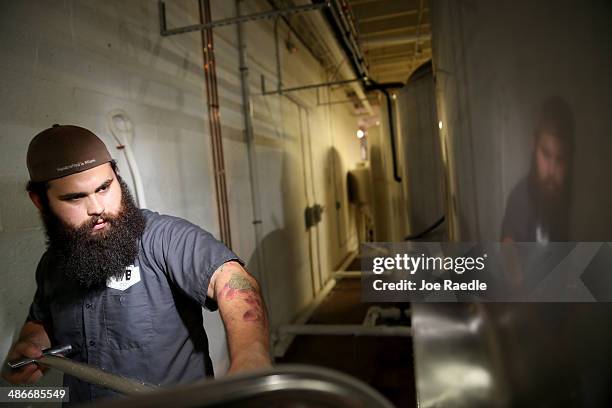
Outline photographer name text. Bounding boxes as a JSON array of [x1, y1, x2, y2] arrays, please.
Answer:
[[373, 279, 487, 291]]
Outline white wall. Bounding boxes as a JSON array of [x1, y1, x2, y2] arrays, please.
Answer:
[[0, 0, 367, 390]]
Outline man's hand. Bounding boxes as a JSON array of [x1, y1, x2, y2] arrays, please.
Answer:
[[208, 261, 272, 375], [2, 321, 51, 384]]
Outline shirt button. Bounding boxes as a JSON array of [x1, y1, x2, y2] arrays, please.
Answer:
[[86, 303, 92, 309], [89, 341, 95, 347]]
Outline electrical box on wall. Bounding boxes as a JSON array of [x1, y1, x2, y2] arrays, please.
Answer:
[[304, 204, 324, 229]]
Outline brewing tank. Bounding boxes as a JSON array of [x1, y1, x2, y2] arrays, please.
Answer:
[[412, 1, 612, 406], [396, 61, 445, 239]]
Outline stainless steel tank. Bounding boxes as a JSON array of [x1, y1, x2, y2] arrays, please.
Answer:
[[411, 1, 612, 406], [397, 61, 445, 239]]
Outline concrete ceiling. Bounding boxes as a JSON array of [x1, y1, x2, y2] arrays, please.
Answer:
[[348, 0, 432, 84]]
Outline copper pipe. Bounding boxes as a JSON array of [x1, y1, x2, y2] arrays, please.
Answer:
[[199, 0, 232, 248]]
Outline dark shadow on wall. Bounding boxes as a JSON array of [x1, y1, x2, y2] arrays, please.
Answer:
[[245, 148, 311, 330], [323, 147, 349, 269]]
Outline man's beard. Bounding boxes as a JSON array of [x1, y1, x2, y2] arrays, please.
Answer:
[[528, 161, 571, 240], [41, 178, 146, 289]]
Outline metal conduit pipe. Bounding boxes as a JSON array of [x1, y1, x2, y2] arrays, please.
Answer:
[[200, 0, 232, 248], [267, 0, 321, 66], [366, 80, 404, 183], [327, 1, 365, 77], [274, 17, 283, 94], [236, 0, 271, 309], [317, 0, 370, 92], [294, 0, 373, 115], [383, 88, 401, 183]]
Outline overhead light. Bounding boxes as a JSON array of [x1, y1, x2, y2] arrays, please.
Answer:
[[438, 121, 443, 130], [391, 93, 397, 100], [356, 129, 366, 139]]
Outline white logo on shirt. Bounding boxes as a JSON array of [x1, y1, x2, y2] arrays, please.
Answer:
[[106, 265, 141, 291]]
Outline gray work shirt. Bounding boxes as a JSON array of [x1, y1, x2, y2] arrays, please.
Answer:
[[27, 209, 242, 404]]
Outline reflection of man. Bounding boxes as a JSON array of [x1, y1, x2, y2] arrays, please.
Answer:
[[501, 96, 574, 243], [2, 125, 271, 403]]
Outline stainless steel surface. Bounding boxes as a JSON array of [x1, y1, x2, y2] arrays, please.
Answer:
[[415, 0, 612, 404], [7, 344, 72, 369], [412, 303, 612, 407], [397, 62, 445, 239], [87, 364, 395, 408], [279, 323, 412, 336]]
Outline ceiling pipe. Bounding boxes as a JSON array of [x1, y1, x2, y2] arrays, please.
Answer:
[[325, 0, 367, 77], [294, 0, 373, 115], [363, 33, 432, 49], [266, 0, 322, 65]]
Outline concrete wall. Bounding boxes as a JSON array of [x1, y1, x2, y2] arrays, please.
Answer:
[[0, 0, 367, 390], [431, 0, 612, 241]]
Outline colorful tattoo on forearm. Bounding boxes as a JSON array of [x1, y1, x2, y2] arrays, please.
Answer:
[[219, 271, 266, 323]]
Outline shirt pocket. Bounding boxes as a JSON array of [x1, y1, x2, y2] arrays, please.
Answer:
[[50, 301, 82, 348], [103, 293, 153, 350]]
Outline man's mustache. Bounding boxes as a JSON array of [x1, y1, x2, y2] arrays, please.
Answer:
[[77, 213, 115, 232]]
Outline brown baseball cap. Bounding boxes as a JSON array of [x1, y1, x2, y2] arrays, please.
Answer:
[[27, 124, 113, 182]]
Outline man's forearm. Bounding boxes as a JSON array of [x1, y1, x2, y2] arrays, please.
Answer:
[[211, 262, 271, 374]]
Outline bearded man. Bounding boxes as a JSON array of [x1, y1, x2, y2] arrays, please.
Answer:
[[1, 125, 271, 404], [501, 96, 575, 243]]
